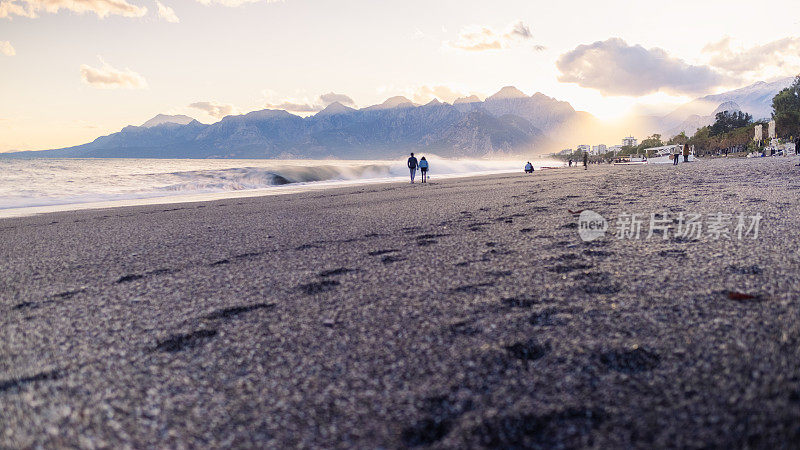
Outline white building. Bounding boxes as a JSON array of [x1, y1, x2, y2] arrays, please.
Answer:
[[577, 145, 591, 154], [622, 136, 638, 147], [592, 144, 607, 155], [609, 145, 624, 155]]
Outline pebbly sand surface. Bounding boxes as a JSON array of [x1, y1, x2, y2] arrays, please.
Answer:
[[1, 157, 800, 448]]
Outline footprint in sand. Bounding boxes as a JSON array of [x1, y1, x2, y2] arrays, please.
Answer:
[[153, 329, 218, 353], [202, 303, 275, 321], [0, 369, 63, 392], [504, 338, 550, 361], [471, 409, 604, 448], [298, 280, 340, 295], [598, 347, 660, 373]]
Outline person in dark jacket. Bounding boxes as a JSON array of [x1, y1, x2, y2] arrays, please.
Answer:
[[583, 151, 588, 170], [407, 153, 418, 183], [683, 144, 690, 162], [796, 138, 800, 165]]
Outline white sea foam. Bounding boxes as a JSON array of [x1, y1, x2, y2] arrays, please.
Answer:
[[0, 156, 563, 215]]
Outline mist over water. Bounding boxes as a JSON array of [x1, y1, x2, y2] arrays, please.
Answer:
[[0, 157, 563, 212]]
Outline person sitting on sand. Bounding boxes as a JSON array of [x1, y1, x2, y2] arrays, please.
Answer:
[[524, 162, 533, 173], [419, 156, 429, 183], [407, 153, 418, 183]]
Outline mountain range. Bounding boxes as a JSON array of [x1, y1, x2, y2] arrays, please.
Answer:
[[5, 87, 588, 159], [2, 78, 793, 159]]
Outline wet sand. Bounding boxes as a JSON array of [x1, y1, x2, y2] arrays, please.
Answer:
[[2, 158, 800, 448]]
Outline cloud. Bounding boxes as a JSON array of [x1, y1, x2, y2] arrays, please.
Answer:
[[267, 101, 316, 112], [556, 38, 728, 96], [445, 20, 543, 52], [80, 58, 147, 89], [319, 92, 355, 106], [0, 40, 14, 56], [0, 1, 33, 17], [188, 101, 237, 118], [155, 0, 177, 22], [0, 0, 147, 19], [194, 0, 280, 7], [263, 91, 356, 113], [703, 36, 800, 75]]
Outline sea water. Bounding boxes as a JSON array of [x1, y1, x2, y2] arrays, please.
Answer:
[[0, 157, 563, 217]]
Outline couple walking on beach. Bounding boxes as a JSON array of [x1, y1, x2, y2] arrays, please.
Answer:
[[672, 145, 690, 165], [407, 153, 429, 183]]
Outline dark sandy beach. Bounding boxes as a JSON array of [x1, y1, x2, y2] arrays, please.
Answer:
[[2, 158, 800, 448]]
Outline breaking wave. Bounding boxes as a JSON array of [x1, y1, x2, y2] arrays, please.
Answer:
[[0, 156, 563, 213], [158, 163, 397, 192]]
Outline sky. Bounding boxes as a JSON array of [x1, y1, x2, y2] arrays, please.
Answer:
[[1, 0, 799, 151]]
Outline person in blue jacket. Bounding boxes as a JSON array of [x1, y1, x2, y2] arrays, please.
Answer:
[[524, 162, 533, 173], [407, 153, 418, 183], [419, 156, 429, 183]]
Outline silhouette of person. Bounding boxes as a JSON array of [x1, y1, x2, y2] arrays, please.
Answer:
[[407, 153, 418, 183], [419, 156, 429, 183], [583, 152, 588, 170], [524, 162, 533, 173]]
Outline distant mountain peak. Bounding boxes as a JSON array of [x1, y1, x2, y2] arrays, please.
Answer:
[[488, 86, 528, 101], [454, 95, 481, 104], [424, 98, 443, 107], [241, 109, 297, 120], [531, 92, 558, 102], [317, 101, 355, 116], [141, 114, 195, 128], [703, 77, 793, 103], [713, 101, 742, 115], [367, 96, 416, 110]]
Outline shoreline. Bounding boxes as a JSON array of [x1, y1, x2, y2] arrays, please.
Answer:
[[2, 157, 800, 447], [0, 168, 528, 219]]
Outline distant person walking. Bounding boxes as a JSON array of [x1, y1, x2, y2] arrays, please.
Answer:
[[568, 158, 573, 167], [419, 156, 429, 183], [795, 137, 800, 165], [796, 137, 800, 165], [683, 144, 690, 163], [407, 153, 418, 183], [583, 152, 588, 170], [524, 161, 533, 173], [673, 147, 680, 165]]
